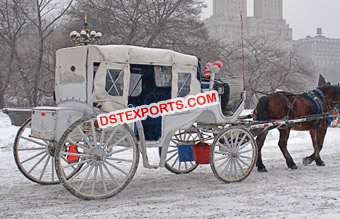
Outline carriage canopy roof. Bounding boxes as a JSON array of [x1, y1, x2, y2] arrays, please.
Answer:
[[58, 45, 198, 66]]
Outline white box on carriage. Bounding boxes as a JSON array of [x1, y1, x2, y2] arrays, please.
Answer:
[[30, 107, 84, 141]]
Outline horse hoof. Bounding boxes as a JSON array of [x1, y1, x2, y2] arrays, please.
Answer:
[[289, 165, 298, 170], [257, 167, 268, 172], [316, 161, 326, 166], [303, 157, 313, 166]]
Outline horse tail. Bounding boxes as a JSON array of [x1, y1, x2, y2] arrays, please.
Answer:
[[255, 96, 270, 121]]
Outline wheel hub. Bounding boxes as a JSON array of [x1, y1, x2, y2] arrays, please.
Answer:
[[47, 143, 55, 156], [94, 150, 106, 162]]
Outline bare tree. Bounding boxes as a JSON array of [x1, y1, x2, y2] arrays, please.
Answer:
[[68, 0, 207, 52], [213, 37, 316, 108], [0, 0, 27, 108], [17, 0, 73, 106]]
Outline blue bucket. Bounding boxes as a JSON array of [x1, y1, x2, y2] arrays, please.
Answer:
[[177, 145, 195, 162]]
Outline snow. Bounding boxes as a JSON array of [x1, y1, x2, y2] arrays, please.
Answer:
[[1, 111, 340, 218]]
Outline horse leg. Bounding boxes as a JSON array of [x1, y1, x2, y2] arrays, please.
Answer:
[[303, 129, 317, 165], [304, 125, 327, 166], [255, 131, 269, 172], [315, 123, 328, 166], [278, 128, 297, 169]]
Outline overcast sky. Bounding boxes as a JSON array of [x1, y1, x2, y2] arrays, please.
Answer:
[[202, 0, 340, 40]]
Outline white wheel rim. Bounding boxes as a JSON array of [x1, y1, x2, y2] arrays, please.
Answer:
[[166, 130, 199, 173], [211, 127, 257, 183], [56, 117, 138, 199]]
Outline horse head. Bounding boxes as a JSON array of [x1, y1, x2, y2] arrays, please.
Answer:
[[318, 85, 340, 109]]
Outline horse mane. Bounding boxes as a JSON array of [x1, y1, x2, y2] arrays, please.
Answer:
[[318, 84, 340, 96]]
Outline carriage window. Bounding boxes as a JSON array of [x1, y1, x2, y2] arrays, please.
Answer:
[[177, 73, 191, 97], [154, 66, 172, 87], [129, 73, 142, 97], [105, 69, 124, 96]]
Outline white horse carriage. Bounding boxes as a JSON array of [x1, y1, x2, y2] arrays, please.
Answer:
[[14, 45, 257, 199]]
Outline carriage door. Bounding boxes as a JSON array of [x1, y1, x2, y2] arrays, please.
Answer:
[[128, 64, 172, 141], [92, 61, 129, 111]]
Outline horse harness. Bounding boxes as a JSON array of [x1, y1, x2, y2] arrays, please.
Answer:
[[304, 89, 333, 123], [278, 89, 333, 123], [276, 92, 297, 120]]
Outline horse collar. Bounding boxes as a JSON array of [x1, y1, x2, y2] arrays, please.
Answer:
[[313, 88, 330, 111]]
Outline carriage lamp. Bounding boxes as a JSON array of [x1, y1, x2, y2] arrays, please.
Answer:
[[70, 11, 102, 46]]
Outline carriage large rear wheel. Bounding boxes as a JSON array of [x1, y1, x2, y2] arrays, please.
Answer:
[[55, 116, 139, 200], [210, 127, 257, 183]]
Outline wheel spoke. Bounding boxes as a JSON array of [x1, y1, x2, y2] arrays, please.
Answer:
[[39, 155, 50, 180], [102, 163, 119, 187], [78, 164, 95, 191], [106, 157, 133, 163], [107, 147, 130, 155], [68, 162, 92, 182], [20, 136, 47, 147], [104, 161, 128, 176], [221, 158, 232, 176], [222, 135, 232, 148], [237, 157, 250, 168], [21, 151, 46, 164], [69, 139, 93, 154], [166, 152, 178, 162], [235, 159, 245, 175], [91, 164, 99, 195], [236, 134, 247, 148], [233, 159, 238, 177], [238, 140, 251, 151], [78, 127, 95, 151], [91, 120, 98, 150], [62, 158, 89, 170], [28, 153, 48, 174], [234, 130, 240, 148], [106, 134, 128, 152], [18, 147, 46, 151], [239, 155, 252, 160], [99, 128, 106, 148], [215, 154, 230, 163], [102, 126, 118, 148], [239, 149, 253, 154], [99, 164, 107, 194], [171, 156, 179, 168], [228, 159, 234, 179], [61, 151, 92, 158], [52, 157, 55, 182], [216, 142, 232, 153]]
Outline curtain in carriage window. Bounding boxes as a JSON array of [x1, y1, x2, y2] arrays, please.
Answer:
[[177, 73, 191, 97], [105, 69, 124, 96], [129, 73, 142, 97], [154, 66, 172, 87]]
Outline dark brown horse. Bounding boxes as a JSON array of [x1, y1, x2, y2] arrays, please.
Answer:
[[253, 85, 340, 172]]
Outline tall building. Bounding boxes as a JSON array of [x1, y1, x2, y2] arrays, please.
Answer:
[[213, 0, 247, 17], [294, 28, 340, 84], [254, 0, 283, 20], [204, 0, 292, 48]]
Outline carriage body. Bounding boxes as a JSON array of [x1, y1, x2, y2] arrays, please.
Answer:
[[32, 45, 245, 147], [14, 45, 257, 200]]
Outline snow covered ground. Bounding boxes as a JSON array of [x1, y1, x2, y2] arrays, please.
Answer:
[[1, 111, 340, 219]]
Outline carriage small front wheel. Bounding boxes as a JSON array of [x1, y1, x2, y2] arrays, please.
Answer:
[[210, 127, 257, 183], [55, 115, 139, 200], [160, 126, 213, 174]]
